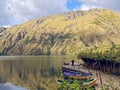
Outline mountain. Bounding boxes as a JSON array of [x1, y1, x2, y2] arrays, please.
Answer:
[[0, 8, 120, 55]]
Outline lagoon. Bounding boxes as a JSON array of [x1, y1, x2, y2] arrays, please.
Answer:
[[0, 56, 76, 90], [0, 56, 119, 90]]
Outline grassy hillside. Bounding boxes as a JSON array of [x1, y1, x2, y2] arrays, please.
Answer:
[[0, 8, 120, 55]]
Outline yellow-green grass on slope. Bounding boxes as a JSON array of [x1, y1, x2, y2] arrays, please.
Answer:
[[0, 8, 120, 55]]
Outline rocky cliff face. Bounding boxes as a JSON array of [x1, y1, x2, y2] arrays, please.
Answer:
[[0, 8, 120, 55], [0, 27, 6, 33]]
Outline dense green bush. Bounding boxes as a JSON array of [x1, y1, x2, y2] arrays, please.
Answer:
[[77, 45, 120, 63], [57, 79, 120, 90]]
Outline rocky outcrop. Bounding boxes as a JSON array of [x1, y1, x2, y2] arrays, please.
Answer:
[[0, 27, 6, 33]]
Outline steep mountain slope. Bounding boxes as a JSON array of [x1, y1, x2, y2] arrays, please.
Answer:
[[0, 8, 120, 55]]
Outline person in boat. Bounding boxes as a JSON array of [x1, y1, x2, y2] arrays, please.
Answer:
[[71, 59, 74, 66]]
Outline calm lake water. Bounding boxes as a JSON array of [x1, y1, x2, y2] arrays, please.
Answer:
[[0, 56, 76, 90]]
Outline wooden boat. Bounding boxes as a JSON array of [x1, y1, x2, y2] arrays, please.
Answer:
[[62, 66, 90, 73], [68, 75, 91, 80], [63, 62, 70, 65], [63, 70, 93, 80], [62, 65, 93, 80], [63, 70, 93, 76], [57, 77, 97, 87], [83, 78, 97, 87]]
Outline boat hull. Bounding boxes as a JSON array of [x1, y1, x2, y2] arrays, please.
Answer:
[[62, 66, 93, 80], [57, 78, 97, 87], [62, 66, 92, 75]]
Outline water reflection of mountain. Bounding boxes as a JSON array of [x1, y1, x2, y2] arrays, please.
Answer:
[[0, 56, 74, 90]]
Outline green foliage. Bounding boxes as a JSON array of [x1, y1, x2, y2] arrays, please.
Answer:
[[57, 80, 94, 90], [77, 45, 120, 63], [58, 79, 120, 90]]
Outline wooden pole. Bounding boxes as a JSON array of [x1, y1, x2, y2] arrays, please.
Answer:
[[96, 70, 98, 78], [99, 71, 103, 86], [0, 75, 1, 83]]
